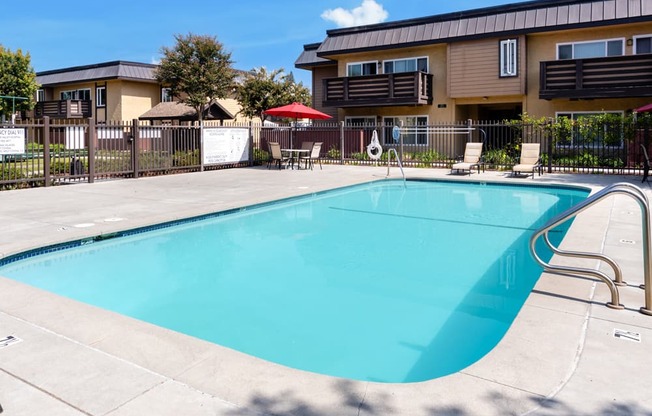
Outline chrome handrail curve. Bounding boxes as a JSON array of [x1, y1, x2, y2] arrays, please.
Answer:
[[529, 182, 652, 315], [386, 148, 406, 187]]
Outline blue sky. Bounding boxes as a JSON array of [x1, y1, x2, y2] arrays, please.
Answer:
[[1, 0, 527, 88]]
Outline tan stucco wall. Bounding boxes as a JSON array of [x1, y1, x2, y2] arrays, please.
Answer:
[[117, 81, 160, 122]]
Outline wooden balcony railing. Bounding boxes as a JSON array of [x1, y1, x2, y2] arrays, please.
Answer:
[[34, 100, 92, 119], [323, 71, 433, 107], [540, 54, 652, 100]]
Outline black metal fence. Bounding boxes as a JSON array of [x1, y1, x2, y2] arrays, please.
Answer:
[[2, 116, 651, 190]]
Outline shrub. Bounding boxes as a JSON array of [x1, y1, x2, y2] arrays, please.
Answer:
[[172, 149, 200, 167], [254, 148, 269, 165], [327, 146, 340, 159]]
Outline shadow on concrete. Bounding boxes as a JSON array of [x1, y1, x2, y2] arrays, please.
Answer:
[[223, 383, 652, 416]]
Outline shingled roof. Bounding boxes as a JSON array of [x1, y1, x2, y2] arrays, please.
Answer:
[[296, 0, 652, 67], [36, 61, 158, 87], [139, 101, 235, 121]]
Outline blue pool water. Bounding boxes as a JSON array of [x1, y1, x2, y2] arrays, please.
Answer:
[[0, 180, 588, 383]]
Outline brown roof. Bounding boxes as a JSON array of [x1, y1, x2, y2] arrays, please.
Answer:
[[297, 0, 652, 66], [139, 101, 235, 121]]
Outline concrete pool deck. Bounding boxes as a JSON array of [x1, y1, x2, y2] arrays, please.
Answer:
[[0, 165, 651, 416]]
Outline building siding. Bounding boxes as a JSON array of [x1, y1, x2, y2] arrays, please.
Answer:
[[448, 36, 526, 98]]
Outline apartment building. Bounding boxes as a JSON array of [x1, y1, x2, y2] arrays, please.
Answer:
[[295, 0, 652, 130]]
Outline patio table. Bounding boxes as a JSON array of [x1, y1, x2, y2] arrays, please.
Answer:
[[282, 148, 310, 169]]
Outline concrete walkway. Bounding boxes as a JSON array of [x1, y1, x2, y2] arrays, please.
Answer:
[[0, 165, 651, 415]]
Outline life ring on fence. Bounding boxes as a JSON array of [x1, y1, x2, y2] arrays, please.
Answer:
[[367, 143, 383, 160]]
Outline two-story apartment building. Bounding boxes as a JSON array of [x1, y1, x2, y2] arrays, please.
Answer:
[[296, 0, 652, 132], [35, 61, 164, 122], [34, 60, 248, 124]]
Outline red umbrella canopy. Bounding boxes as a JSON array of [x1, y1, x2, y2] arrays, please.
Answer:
[[263, 102, 332, 120], [636, 103, 652, 113]]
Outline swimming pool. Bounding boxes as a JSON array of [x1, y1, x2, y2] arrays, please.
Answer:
[[0, 179, 588, 383]]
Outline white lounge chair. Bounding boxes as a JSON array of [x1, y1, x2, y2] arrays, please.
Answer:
[[512, 143, 542, 178], [451, 142, 483, 175]]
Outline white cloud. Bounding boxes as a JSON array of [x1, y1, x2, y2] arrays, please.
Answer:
[[321, 0, 389, 28]]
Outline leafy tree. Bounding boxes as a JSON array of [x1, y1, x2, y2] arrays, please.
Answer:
[[0, 46, 38, 120], [155, 33, 235, 122], [236, 67, 311, 122]]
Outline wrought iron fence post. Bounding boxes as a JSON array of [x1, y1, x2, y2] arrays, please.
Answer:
[[248, 120, 253, 167], [340, 121, 344, 165], [131, 119, 139, 178], [43, 116, 51, 187], [547, 122, 553, 173], [87, 117, 95, 183]]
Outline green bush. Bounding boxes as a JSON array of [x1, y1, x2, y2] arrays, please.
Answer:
[[327, 146, 340, 159], [254, 148, 269, 165], [173, 149, 200, 167], [483, 149, 514, 167], [0, 165, 26, 190]]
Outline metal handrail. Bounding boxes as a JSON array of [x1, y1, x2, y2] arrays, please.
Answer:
[[386, 148, 406, 187], [529, 182, 652, 315]]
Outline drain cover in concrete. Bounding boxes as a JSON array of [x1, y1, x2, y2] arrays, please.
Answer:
[[614, 329, 641, 343], [0, 335, 22, 348]]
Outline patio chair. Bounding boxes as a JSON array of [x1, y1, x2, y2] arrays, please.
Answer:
[[300, 142, 323, 170], [451, 142, 483, 175], [296, 141, 314, 169], [511, 143, 542, 179], [267, 142, 289, 170]]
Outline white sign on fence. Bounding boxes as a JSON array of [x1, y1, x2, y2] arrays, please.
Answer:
[[203, 127, 249, 165], [0, 128, 25, 154]]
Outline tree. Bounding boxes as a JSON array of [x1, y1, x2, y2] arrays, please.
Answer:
[[236, 67, 311, 122], [0, 46, 38, 121], [155, 33, 235, 122]]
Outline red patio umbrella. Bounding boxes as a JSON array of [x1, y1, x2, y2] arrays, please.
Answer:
[[636, 103, 652, 113], [263, 102, 332, 148]]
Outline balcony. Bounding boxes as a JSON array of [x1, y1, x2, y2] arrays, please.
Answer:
[[34, 100, 92, 119], [323, 71, 433, 108], [540, 54, 652, 100]]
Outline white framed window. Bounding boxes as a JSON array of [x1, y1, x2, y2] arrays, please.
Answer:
[[382, 116, 428, 145], [634, 35, 652, 54], [557, 38, 624, 59], [500, 39, 518, 77], [383, 57, 428, 74], [60, 89, 91, 100], [36, 89, 44, 102], [555, 111, 624, 148], [96, 87, 106, 107], [345, 116, 376, 127], [161, 87, 173, 102], [346, 61, 377, 77]]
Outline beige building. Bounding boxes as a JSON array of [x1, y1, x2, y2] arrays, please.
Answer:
[[34, 61, 251, 124], [296, 0, 652, 127]]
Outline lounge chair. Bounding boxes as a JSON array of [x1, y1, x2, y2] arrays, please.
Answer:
[[512, 143, 542, 178], [451, 142, 483, 175], [300, 142, 323, 170], [267, 142, 289, 170]]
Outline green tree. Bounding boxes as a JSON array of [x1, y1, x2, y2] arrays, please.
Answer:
[[0, 46, 38, 121], [155, 33, 235, 123], [236, 67, 311, 122]]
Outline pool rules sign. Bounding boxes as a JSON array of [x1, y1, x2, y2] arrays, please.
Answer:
[[0, 128, 25, 154], [202, 127, 249, 165]]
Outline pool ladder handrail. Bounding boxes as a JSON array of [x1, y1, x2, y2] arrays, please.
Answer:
[[529, 182, 652, 316], [386, 148, 406, 187]]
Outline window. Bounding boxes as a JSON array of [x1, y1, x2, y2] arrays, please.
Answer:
[[499, 39, 518, 77], [345, 116, 376, 127], [557, 39, 624, 59], [96, 87, 106, 107], [60, 89, 91, 100], [161, 87, 173, 102], [634, 35, 652, 54], [36, 89, 44, 102], [383, 57, 428, 74], [382, 116, 428, 145], [555, 111, 624, 148], [347, 61, 377, 77]]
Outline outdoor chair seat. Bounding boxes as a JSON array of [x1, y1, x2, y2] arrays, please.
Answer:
[[512, 143, 542, 179], [300, 142, 323, 170], [451, 142, 483, 175], [267, 142, 290, 170]]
